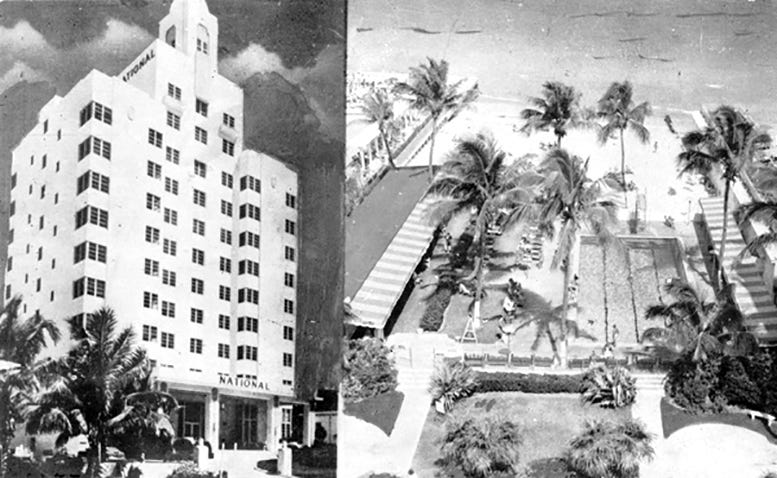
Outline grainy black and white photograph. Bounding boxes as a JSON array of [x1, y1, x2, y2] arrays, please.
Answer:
[[342, 0, 777, 477], [0, 0, 343, 477]]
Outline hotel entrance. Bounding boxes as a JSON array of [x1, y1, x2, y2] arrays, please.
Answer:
[[174, 393, 206, 441], [219, 396, 269, 450]]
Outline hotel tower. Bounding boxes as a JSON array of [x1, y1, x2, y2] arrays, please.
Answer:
[[4, 0, 309, 452]]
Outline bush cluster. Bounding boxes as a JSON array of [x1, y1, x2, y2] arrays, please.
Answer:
[[429, 361, 479, 413], [420, 287, 453, 332], [665, 351, 777, 415], [167, 463, 216, 478], [581, 365, 637, 409], [474, 372, 583, 394], [342, 337, 399, 403]]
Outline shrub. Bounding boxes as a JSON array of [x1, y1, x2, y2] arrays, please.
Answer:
[[420, 287, 453, 332], [475, 372, 583, 394], [167, 463, 216, 478], [565, 419, 654, 478], [664, 352, 725, 414], [440, 411, 523, 478], [342, 337, 399, 403], [430, 361, 479, 413], [450, 232, 475, 269], [718, 355, 762, 409], [581, 365, 636, 409]]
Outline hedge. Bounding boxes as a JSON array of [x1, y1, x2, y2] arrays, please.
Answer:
[[474, 372, 584, 394], [420, 288, 453, 332]]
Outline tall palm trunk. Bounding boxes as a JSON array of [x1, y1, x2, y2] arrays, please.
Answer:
[[718, 177, 731, 286], [602, 247, 609, 342], [378, 126, 397, 169], [427, 116, 439, 182], [559, 250, 571, 368], [472, 208, 489, 326], [620, 127, 628, 208]]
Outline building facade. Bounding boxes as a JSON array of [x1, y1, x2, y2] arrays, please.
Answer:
[[5, 0, 304, 452]]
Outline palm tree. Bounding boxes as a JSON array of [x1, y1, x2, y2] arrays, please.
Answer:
[[520, 81, 585, 147], [425, 131, 540, 337], [440, 411, 522, 478], [734, 201, 777, 261], [26, 308, 151, 477], [0, 297, 60, 478], [539, 149, 619, 367], [395, 58, 480, 181], [677, 106, 772, 283], [360, 88, 398, 169], [565, 418, 654, 478], [643, 278, 757, 362], [596, 81, 651, 194]]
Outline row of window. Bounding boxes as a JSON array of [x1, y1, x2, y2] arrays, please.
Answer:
[[77, 170, 110, 194], [141, 329, 293, 365], [73, 277, 106, 298], [75, 205, 109, 229], [80, 101, 113, 127], [78, 136, 112, 160], [74, 241, 107, 264]]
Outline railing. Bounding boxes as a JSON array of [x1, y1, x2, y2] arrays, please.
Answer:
[[454, 352, 671, 373]]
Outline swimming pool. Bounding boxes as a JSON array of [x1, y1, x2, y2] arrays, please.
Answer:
[[576, 236, 687, 346]]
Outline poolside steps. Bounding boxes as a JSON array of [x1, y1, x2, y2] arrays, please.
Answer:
[[633, 373, 665, 392], [700, 196, 777, 343]]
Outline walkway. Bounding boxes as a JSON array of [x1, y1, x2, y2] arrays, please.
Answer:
[[347, 197, 436, 332], [699, 196, 777, 342]]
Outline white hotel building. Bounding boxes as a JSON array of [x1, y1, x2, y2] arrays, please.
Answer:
[[4, 0, 306, 452]]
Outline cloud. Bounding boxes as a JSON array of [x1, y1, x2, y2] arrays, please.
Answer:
[[0, 19, 153, 93]]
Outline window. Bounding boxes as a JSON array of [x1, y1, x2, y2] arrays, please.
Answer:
[[143, 291, 159, 309], [74, 242, 106, 264], [220, 200, 233, 217], [219, 257, 231, 273], [146, 193, 161, 211], [75, 206, 109, 229], [285, 193, 296, 209], [162, 238, 177, 256], [161, 332, 175, 349], [191, 308, 204, 324], [192, 219, 205, 236], [42, 155, 47, 169], [222, 139, 235, 156], [78, 136, 112, 160], [162, 269, 177, 286], [147, 161, 162, 179], [167, 83, 181, 101], [43, 120, 48, 133], [58, 130, 61, 141], [38, 216, 44, 230], [77, 171, 110, 194], [284, 273, 294, 288], [72, 277, 105, 298], [7, 230, 12, 244], [283, 353, 293, 367], [40, 185, 46, 199], [142, 325, 158, 342], [163, 208, 178, 225], [193, 189, 206, 207], [10, 174, 16, 189], [221, 172, 233, 188], [166, 146, 180, 164], [165, 177, 179, 195], [144, 258, 159, 276], [217, 343, 229, 358], [238, 259, 259, 276], [239, 176, 261, 193], [148, 128, 163, 148], [237, 345, 257, 361], [284, 299, 294, 314], [192, 248, 204, 265], [194, 160, 206, 178], [196, 36, 209, 54], [237, 316, 258, 333], [161, 301, 175, 318], [166, 111, 181, 130], [5, 257, 10, 272], [195, 126, 208, 144], [191, 278, 204, 294], [145, 226, 160, 244], [284, 246, 295, 262], [218, 314, 230, 330], [190, 338, 203, 354], [165, 25, 176, 46], [283, 326, 294, 341], [284, 219, 296, 235], [238, 288, 259, 304], [239, 204, 261, 222], [220, 228, 232, 245], [55, 193, 59, 204], [8, 201, 13, 217], [196, 99, 208, 117], [223, 113, 235, 128], [239, 232, 260, 249], [36, 278, 41, 292], [80, 101, 113, 126], [218, 285, 231, 301], [36, 246, 43, 261]]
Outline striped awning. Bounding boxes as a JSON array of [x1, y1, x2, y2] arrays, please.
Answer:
[[347, 197, 436, 329]]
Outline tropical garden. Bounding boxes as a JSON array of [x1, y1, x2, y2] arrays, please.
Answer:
[[0, 299, 199, 478]]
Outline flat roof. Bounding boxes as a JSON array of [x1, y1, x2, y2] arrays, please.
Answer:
[[345, 166, 430, 299]]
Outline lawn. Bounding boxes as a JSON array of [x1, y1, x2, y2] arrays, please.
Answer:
[[411, 392, 631, 477]]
